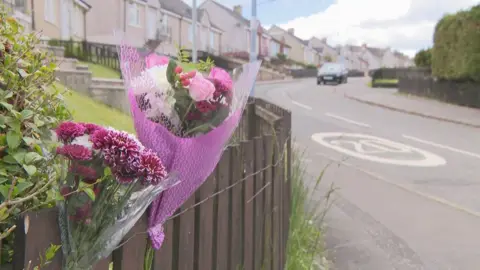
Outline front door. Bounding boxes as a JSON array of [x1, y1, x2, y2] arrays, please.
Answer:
[[60, 0, 71, 39]]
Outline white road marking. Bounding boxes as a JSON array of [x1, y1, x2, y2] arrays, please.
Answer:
[[325, 113, 371, 128], [311, 132, 446, 167], [403, 135, 480, 159], [292, 100, 312, 110], [315, 152, 480, 219]]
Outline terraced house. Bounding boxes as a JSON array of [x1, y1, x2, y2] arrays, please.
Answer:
[[268, 25, 320, 67], [1, 0, 91, 40], [200, 0, 290, 60], [85, 0, 223, 56]]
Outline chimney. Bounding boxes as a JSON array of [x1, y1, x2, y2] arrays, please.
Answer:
[[321, 37, 327, 43], [233, 5, 242, 15], [287, 28, 294, 35]]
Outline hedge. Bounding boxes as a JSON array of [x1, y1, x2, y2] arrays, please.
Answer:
[[432, 4, 480, 82]]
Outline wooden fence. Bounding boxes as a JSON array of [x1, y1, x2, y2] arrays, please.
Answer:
[[6, 98, 292, 270]]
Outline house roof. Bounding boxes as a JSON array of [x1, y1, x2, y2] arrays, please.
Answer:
[[160, 0, 223, 31], [269, 25, 309, 47]]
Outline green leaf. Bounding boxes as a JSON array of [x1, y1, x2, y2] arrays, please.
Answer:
[[16, 181, 33, 194], [6, 118, 21, 133], [104, 167, 112, 176], [20, 109, 34, 120], [0, 177, 8, 184], [0, 115, 5, 128], [6, 130, 21, 149], [0, 102, 13, 111], [0, 133, 6, 146], [166, 60, 178, 85], [24, 152, 43, 164], [45, 244, 61, 261], [83, 187, 96, 201], [3, 155, 18, 164], [0, 185, 11, 199], [12, 151, 26, 164], [22, 165, 37, 176]]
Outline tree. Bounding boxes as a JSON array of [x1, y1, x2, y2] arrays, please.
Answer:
[[324, 54, 333, 62], [414, 48, 432, 67]]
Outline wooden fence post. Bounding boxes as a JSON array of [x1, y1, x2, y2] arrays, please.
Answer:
[[243, 140, 255, 270], [216, 148, 232, 270], [230, 145, 244, 269], [254, 137, 265, 270]]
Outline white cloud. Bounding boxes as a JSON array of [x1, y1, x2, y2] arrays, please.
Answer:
[[278, 0, 478, 57]]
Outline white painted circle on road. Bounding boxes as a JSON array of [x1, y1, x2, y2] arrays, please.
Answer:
[[311, 132, 446, 167]]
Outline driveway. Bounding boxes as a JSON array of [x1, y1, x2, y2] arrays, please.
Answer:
[[254, 77, 480, 270]]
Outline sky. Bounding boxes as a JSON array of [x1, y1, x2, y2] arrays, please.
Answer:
[[184, 0, 479, 57]]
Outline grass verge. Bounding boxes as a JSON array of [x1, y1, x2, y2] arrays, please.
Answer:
[[79, 61, 121, 79], [286, 148, 333, 270], [54, 84, 134, 133]]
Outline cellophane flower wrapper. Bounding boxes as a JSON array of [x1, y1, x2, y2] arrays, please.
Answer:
[[118, 42, 261, 249], [54, 122, 179, 270]]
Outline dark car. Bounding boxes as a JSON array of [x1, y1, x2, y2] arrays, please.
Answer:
[[317, 63, 348, 85]]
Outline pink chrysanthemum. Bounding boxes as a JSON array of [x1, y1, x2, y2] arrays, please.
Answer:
[[208, 67, 233, 92], [138, 150, 167, 185], [56, 122, 86, 142], [80, 123, 103, 135], [70, 164, 98, 183], [57, 144, 93, 161]]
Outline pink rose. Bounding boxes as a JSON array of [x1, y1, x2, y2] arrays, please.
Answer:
[[208, 67, 233, 92], [145, 54, 170, 68], [188, 73, 215, 101]]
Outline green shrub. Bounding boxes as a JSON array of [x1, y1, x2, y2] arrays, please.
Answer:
[[414, 48, 432, 67], [432, 4, 480, 81], [0, 7, 71, 262]]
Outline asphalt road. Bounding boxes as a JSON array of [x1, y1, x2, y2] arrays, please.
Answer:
[[254, 78, 480, 270]]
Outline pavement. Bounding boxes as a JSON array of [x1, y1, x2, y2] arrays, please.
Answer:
[[254, 77, 480, 270], [341, 81, 480, 128]]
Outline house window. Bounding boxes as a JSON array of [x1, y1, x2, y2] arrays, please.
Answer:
[[284, 47, 289, 56], [270, 41, 279, 56], [128, 2, 140, 27], [44, 0, 56, 24]]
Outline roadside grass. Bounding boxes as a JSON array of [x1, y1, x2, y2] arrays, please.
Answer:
[[367, 79, 399, 87], [54, 83, 134, 133], [79, 61, 121, 79], [286, 147, 333, 270]]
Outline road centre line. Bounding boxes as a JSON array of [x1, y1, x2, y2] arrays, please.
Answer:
[[325, 113, 371, 128], [403, 134, 480, 159], [291, 100, 312, 110]]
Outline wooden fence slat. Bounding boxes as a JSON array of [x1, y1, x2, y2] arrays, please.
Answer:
[[254, 137, 265, 270], [216, 148, 232, 270], [178, 195, 196, 270], [243, 140, 255, 270], [263, 135, 274, 270], [13, 209, 62, 270], [282, 112, 292, 269], [154, 219, 175, 270], [93, 256, 111, 270], [230, 145, 244, 270], [197, 173, 217, 270], [272, 138, 282, 270], [112, 215, 148, 270]]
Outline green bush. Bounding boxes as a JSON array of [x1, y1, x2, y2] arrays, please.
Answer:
[[0, 7, 71, 262], [414, 48, 432, 67], [432, 4, 480, 81]]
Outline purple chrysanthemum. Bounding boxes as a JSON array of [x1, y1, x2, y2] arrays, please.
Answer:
[[56, 122, 86, 143], [57, 144, 93, 161], [138, 150, 167, 185], [69, 164, 98, 183], [80, 123, 103, 135]]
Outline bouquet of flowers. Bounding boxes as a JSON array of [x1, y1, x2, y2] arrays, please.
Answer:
[[55, 121, 179, 270], [130, 53, 237, 138], [118, 43, 261, 250]]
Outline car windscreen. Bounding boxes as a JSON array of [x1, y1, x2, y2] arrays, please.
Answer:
[[319, 64, 342, 73]]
